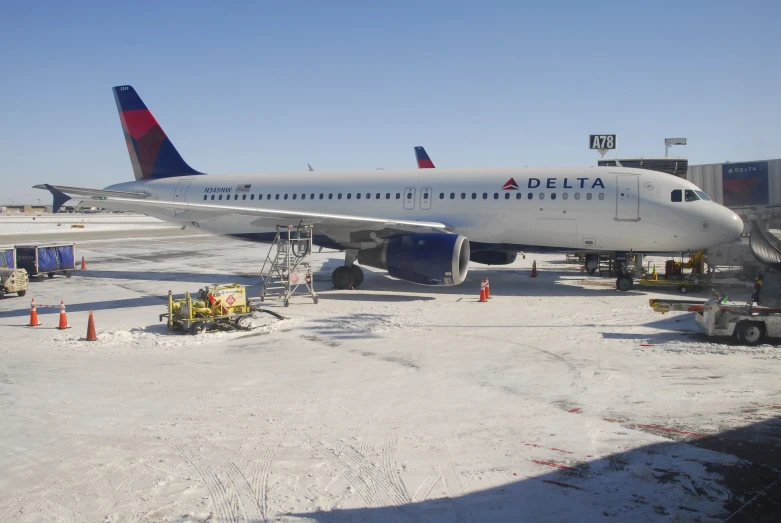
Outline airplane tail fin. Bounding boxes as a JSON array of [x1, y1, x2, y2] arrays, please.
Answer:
[[414, 146, 435, 168], [112, 85, 203, 180]]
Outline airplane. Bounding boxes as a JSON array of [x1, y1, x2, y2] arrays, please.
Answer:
[[37, 85, 744, 291]]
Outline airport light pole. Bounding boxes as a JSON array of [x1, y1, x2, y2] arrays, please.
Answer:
[[665, 138, 687, 158]]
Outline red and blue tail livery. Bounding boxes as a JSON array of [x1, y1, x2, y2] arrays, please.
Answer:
[[113, 85, 203, 180], [414, 146, 435, 169]]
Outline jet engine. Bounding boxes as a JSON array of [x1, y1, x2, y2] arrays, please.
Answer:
[[357, 234, 470, 286], [470, 250, 517, 265]]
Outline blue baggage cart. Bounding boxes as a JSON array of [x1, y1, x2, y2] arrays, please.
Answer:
[[0, 247, 15, 269], [15, 243, 77, 281]]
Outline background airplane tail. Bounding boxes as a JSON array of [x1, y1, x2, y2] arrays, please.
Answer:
[[113, 85, 203, 180], [414, 146, 435, 168]]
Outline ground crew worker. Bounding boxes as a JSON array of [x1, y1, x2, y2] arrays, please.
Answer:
[[751, 273, 763, 304]]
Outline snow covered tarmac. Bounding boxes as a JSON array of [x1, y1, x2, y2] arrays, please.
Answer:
[[1, 218, 780, 522]]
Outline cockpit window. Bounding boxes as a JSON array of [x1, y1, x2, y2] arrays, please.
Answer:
[[695, 190, 711, 201], [671, 189, 682, 202], [685, 189, 700, 202]]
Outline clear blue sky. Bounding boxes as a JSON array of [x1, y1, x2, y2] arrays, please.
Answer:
[[1, 1, 779, 204]]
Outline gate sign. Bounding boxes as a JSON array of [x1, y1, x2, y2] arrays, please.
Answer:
[[589, 135, 616, 150], [722, 161, 769, 207]]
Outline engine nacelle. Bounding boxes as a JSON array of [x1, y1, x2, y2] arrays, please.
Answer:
[[470, 250, 517, 266], [357, 234, 470, 286]]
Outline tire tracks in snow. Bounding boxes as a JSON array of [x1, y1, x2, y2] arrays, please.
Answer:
[[250, 431, 285, 522], [176, 443, 239, 523]]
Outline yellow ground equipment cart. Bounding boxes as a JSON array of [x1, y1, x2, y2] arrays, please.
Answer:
[[159, 283, 285, 335]]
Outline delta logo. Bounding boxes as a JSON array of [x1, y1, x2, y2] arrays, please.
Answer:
[[502, 178, 519, 190]]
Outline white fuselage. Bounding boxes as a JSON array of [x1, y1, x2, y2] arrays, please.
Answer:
[[106, 166, 743, 253]]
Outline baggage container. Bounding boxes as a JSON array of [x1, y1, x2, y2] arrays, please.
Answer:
[[15, 243, 77, 281], [0, 247, 15, 269]]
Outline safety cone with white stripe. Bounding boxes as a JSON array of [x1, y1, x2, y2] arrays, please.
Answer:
[[81, 256, 86, 270], [485, 277, 491, 299], [531, 260, 538, 278], [57, 300, 70, 330], [479, 279, 487, 302], [28, 299, 42, 326]]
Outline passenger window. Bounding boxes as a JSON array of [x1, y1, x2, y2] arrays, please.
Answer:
[[551, 193, 556, 200], [423, 191, 429, 199], [328, 193, 332, 199], [472, 193, 477, 199], [494, 193, 499, 199], [450, 193, 455, 199], [439, 193, 444, 199], [386, 193, 390, 199], [527, 193, 533, 200], [292, 194, 297, 200], [505, 193, 510, 200], [396, 193, 401, 199], [356, 193, 361, 199], [375, 193, 380, 199], [275, 194, 279, 200], [563, 193, 568, 200], [539, 193, 544, 200], [338, 193, 342, 199], [685, 189, 699, 202], [319, 194, 324, 199], [671, 189, 682, 202], [407, 192, 412, 199], [310, 193, 314, 199], [301, 194, 306, 200], [587, 193, 592, 200], [284, 194, 288, 200], [366, 193, 371, 199], [219, 195, 223, 200], [347, 193, 352, 199], [242, 194, 246, 200], [516, 193, 522, 200], [203, 195, 207, 200], [235, 195, 239, 200], [482, 192, 488, 199], [267, 194, 271, 200], [461, 192, 466, 199], [251, 194, 256, 200], [575, 193, 580, 200], [599, 193, 604, 200]]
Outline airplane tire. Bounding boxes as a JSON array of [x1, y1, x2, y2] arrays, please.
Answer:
[[332, 266, 355, 290], [616, 276, 633, 292], [351, 265, 364, 288]]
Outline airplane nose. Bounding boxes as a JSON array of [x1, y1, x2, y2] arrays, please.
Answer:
[[722, 211, 744, 241]]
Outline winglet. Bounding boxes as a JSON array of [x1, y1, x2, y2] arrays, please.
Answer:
[[43, 184, 72, 213], [414, 146, 435, 168], [308, 163, 314, 171]]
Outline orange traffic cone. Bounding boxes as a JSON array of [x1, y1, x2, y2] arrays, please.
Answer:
[[81, 256, 86, 270], [531, 260, 538, 278], [28, 298, 42, 326], [479, 280, 487, 302], [57, 300, 70, 329], [86, 311, 97, 341], [485, 277, 491, 299]]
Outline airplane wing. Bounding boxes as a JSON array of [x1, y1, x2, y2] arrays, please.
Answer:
[[35, 184, 451, 232]]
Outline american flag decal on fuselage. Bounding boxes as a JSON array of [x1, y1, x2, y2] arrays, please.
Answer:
[[236, 184, 252, 193]]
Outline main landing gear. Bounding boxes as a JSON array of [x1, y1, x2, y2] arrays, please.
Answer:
[[332, 264, 364, 290]]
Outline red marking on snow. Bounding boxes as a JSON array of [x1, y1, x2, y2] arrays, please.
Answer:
[[524, 443, 574, 455], [639, 343, 654, 346], [568, 408, 581, 413], [586, 455, 592, 458], [603, 418, 626, 423], [772, 406, 781, 409], [531, 459, 574, 471], [512, 472, 517, 476], [636, 424, 706, 438]]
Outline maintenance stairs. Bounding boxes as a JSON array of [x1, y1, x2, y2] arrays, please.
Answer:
[[259, 225, 318, 307]]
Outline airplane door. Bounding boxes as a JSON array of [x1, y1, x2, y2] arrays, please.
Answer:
[[403, 187, 416, 210], [616, 175, 639, 221], [420, 187, 432, 210], [173, 182, 191, 216], [174, 182, 191, 202]]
